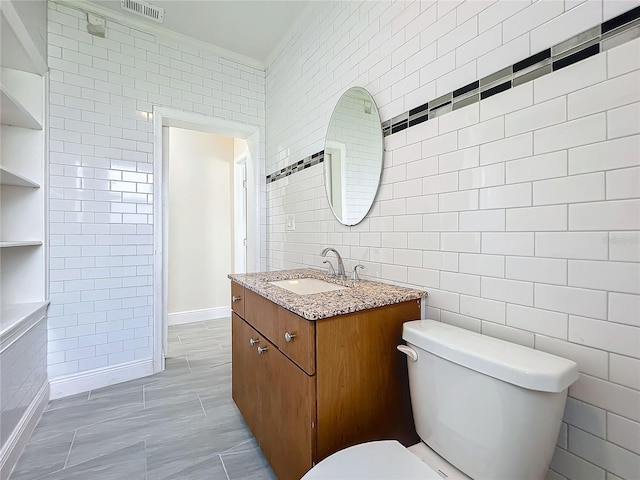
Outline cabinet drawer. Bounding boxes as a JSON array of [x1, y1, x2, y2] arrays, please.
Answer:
[[278, 308, 315, 375], [244, 288, 278, 340], [231, 282, 245, 317]]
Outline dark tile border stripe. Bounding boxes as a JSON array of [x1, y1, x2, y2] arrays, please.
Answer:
[[480, 80, 511, 100], [267, 6, 640, 184], [382, 6, 639, 138], [553, 43, 600, 70], [602, 5, 640, 33], [266, 151, 324, 184], [513, 48, 551, 73]]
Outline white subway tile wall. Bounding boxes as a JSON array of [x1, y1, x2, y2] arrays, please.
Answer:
[[265, 2, 640, 479], [47, 1, 265, 378]]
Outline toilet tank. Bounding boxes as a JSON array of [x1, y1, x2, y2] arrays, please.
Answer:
[[402, 320, 578, 480]]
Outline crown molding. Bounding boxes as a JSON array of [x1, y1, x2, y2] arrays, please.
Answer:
[[54, 0, 265, 70]]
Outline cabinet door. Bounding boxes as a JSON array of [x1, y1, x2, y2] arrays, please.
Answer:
[[315, 301, 421, 459], [260, 337, 316, 480], [231, 313, 261, 442]]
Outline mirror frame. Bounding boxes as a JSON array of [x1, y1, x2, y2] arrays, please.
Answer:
[[323, 86, 384, 226]]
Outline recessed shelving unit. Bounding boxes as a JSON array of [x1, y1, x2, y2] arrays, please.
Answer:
[[0, 81, 43, 130], [0, 165, 40, 188], [0, 2, 49, 478], [0, 1, 48, 327]]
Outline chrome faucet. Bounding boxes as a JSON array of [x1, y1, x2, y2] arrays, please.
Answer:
[[321, 247, 346, 280]]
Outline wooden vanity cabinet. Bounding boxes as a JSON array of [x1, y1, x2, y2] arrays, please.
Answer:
[[232, 312, 315, 480], [231, 281, 420, 480]]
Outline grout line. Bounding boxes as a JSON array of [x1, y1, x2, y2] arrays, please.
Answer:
[[197, 393, 207, 418], [220, 439, 253, 454], [219, 454, 231, 480], [86, 390, 92, 401], [144, 440, 148, 480], [142, 384, 146, 409], [63, 429, 78, 469], [220, 449, 262, 457], [185, 356, 192, 373]]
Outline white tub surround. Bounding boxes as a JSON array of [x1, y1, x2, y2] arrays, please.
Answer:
[[0, 303, 49, 480]]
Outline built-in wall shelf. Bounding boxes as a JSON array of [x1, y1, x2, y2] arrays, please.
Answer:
[[1, 301, 49, 335], [0, 301, 49, 352], [0, 21, 46, 312], [0, 82, 42, 130], [0, 241, 42, 248], [0, 4, 48, 479], [0, 165, 40, 187]]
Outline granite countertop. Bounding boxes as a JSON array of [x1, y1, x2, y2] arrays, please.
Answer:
[[228, 268, 427, 320]]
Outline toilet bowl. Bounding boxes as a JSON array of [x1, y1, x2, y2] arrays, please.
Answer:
[[302, 320, 579, 480], [301, 439, 471, 480]]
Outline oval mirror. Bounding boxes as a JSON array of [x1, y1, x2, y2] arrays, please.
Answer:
[[324, 87, 383, 226]]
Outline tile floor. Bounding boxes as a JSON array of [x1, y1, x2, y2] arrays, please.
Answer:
[[10, 318, 276, 480]]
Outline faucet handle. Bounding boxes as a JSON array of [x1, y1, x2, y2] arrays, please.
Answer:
[[351, 264, 365, 281], [323, 260, 336, 277]]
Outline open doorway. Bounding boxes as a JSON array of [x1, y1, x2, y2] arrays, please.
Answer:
[[153, 108, 261, 373], [164, 128, 246, 329]]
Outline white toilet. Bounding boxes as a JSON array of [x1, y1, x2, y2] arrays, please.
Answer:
[[302, 320, 579, 480]]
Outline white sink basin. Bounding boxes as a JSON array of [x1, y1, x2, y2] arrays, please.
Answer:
[[270, 278, 348, 295]]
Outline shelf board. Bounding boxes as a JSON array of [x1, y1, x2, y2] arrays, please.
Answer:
[[1, 301, 49, 350], [0, 165, 39, 187], [0, 83, 42, 130], [0, 240, 42, 248]]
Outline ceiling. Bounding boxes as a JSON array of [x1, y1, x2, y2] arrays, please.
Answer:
[[90, 0, 309, 63]]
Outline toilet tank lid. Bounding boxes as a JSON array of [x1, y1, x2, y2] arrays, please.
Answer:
[[403, 320, 579, 393]]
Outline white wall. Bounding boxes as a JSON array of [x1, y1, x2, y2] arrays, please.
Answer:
[[46, 0, 265, 383], [168, 127, 233, 316], [266, 1, 640, 479]]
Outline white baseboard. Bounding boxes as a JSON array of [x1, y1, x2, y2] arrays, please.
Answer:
[[49, 358, 154, 400], [168, 306, 230, 326], [0, 381, 49, 480]]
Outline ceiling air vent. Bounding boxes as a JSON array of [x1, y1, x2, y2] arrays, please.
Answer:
[[120, 0, 165, 23]]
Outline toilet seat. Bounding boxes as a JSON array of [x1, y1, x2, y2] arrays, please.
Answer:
[[300, 440, 442, 480]]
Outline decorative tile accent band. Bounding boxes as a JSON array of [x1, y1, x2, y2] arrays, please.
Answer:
[[382, 5, 640, 136], [267, 5, 640, 183], [266, 151, 324, 184]]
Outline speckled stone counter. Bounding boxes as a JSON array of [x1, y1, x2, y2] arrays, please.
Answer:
[[228, 268, 427, 320]]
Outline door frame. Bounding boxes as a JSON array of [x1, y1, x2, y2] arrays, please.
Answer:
[[234, 158, 247, 274], [152, 107, 262, 373]]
